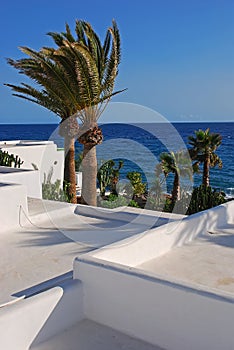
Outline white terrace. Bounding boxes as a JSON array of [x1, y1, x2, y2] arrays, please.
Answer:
[[0, 142, 233, 350]]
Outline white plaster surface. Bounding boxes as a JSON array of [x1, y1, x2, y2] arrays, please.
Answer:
[[72, 201, 234, 350], [0, 183, 28, 231], [31, 319, 162, 350], [1, 167, 233, 350], [0, 281, 84, 350], [89, 201, 234, 267], [74, 256, 234, 350], [75, 171, 82, 188], [138, 233, 234, 294], [31, 319, 163, 350], [0, 198, 170, 305], [0, 166, 41, 198]]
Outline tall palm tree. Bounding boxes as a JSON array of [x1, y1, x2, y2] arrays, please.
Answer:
[[5, 20, 123, 205], [158, 150, 193, 203], [188, 128, 222, 187], [5, 47, 80, 203]]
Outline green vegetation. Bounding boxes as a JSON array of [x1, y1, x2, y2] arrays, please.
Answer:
[[98, 193, 140, 209], [156, 150, 192, 204], [98, 193, 128, 209], [128, 199, 140, 208], [126, 171, 146, 198], [188, 128, 222, 187], [97, 128, 225, 215], [42, 168, 72, 202], [97, 160, 123, 197], [187, 185, 226, 215], [0, 150, 23, 168]]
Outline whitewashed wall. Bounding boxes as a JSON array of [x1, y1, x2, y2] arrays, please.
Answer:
[[0, 183, 28, 231], [0, 280, 83, 350], [0, 141, 64, 185], [76, 172, 82, 188], [72, 201, 234, 350], [0, 166, 41, 198], [89, 201, 234, 267], [74, 257, 234, 350]]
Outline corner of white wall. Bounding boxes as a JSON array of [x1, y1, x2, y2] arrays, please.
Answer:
[[0, 183, 28, 231]]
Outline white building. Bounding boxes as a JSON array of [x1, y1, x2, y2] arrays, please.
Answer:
[[0, 140, 64, 198]]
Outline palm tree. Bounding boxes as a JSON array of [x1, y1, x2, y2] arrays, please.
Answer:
[[5, 20, 123, 205], [5, 47, 80, 203], [158, 150, 193, 203], [188, 128, 222, 187]]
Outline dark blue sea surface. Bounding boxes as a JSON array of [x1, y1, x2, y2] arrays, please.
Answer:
[[0, 122, 233, 195]]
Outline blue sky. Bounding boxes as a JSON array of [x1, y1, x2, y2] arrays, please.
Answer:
[[0, 0, 233, 124]]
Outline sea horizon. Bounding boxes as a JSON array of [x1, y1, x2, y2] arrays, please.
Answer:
[[0, 122, 233, 195], [1, 120, 234, 125]]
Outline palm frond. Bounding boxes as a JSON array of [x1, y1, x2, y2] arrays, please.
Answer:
[[6, 19, 124, 126]]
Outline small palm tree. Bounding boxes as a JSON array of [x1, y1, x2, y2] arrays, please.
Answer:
[[5, 20, 123, 205], [158, 150, 193, 203], [188, 128, 222, 187]]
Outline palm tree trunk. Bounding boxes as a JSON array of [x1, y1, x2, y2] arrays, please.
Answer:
[[172, 172, 180, 202], [203, 156, 210, 187], [64, 136, 77, 204], [81, 144, 97, 206]]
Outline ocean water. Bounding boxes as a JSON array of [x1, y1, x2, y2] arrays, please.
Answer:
[[0, 122, 233, 195]]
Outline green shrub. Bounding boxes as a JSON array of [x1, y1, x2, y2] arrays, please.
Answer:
[[97, 159, 124, 197], [163, 197, 174, 212], [126, 171, 146, 198], [42, 168, 72, 202], [128, 199, 140, 208], [168, 191, 191, 214], [145, 195, 164, 211], [98, 194, 128, 208], [187, 185, 226, 214]]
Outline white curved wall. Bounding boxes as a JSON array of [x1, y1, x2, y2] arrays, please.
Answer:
[[0, 280, 83, 350], [0, 166, 41, 198], [74, 258, 234, 350], [89, 201, 234, 267]]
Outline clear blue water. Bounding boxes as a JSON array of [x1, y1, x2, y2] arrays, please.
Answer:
[[0, 122, 233, 195]]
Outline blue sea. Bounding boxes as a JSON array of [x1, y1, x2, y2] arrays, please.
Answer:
[[0, 122, 233, 196]]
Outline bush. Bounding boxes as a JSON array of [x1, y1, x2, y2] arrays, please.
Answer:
[[126, 171, 146, 198], [42, 169, 72, 202], [97, 159, 124, 197], [128, 199, 140, 208], [145, 194, 164, 211], [42, 180, 72, 202], [187, 185, 226, 214], [98, 194, 128, 209]]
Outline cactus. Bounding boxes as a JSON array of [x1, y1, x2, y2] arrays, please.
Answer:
[[126, 171, 146, 198], [97, 160, 113, 197], [110, 160, 124, 196], [42, 167, 72, 202], [187, 185, 226, 214], [13, 155, 24, 168], [97, 159, 124, 197], [0, 150, 24, 168]]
